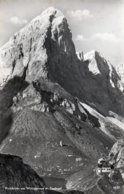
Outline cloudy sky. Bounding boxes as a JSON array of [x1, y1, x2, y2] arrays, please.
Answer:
[[0, 0, 124, 65]]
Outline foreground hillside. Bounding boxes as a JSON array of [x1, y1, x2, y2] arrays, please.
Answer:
[[0, 154, 45, 194]]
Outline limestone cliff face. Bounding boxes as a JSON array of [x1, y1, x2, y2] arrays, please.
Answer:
[[0, 7, 75, 85]]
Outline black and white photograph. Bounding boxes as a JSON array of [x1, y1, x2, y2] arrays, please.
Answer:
[[0, 0, 124, 193]]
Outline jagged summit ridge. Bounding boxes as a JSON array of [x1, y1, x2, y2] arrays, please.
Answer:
[[41, 7, 65, 18]]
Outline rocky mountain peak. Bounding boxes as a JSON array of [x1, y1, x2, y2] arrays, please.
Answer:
[[0, 7, 75, 85], [83, 50, 123, 90]]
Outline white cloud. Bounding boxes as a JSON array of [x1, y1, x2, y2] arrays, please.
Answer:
[[75, 35, 87, 41], [9, 16, 28, 25], [92, 33, 120, 43], [67, 9, 94, 21]]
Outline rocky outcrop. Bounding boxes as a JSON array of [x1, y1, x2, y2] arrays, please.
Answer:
[[109, 139, 124, 179]]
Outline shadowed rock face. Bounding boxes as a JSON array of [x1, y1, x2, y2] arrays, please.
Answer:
[[0, 76, 29, 145], [0, 154, 45, 193], [0, 7, 124, 194]]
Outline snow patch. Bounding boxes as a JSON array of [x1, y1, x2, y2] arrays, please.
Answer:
[[107, 117, 124, 131], [88, 58, 101, 75], [84, 50, 96, 60], [108, 61, 115, 88], [117, 80, 124, 92], [80, 102, 114, 138], [80, 102, 104, 118], [76, 51, 84, 61], [84, 50, 101, 75]]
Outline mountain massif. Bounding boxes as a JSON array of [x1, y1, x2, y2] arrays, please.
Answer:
[[0, 7, 124, 194]]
